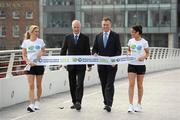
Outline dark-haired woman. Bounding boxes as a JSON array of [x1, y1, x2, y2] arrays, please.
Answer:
[[127, 25, 149, 112]]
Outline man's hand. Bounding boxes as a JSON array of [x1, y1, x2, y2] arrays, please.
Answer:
[[93, 53, 98, 56], [59, 65, 62, 69], [111, 64, 116, 67]]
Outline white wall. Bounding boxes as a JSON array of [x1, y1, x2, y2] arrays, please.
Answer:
[[0, 59, 180, 109], [0, 47, 180, 109]]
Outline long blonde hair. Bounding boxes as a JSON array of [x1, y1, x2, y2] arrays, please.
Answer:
[[24, 25, 39, 40]]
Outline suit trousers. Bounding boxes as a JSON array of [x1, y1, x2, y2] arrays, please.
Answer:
[[98, 67, 117, 106], [68, 69, 85, 104]]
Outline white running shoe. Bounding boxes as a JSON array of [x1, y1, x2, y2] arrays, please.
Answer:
[[134, 104, 142, 112], [128, 104, 134, 112], [27, 103, 35, 112], [34, 101, 40, 110]]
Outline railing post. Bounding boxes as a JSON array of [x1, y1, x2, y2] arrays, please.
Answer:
[[6, 53, 15, 78]]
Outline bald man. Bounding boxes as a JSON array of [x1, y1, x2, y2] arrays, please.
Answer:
[[60, 20, 92, 111]]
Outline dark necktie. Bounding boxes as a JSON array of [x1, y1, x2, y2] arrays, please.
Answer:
[[74, 35, 78, 44]]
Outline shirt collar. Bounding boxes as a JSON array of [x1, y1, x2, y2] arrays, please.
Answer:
[[74, 33, 80, 37], [103, 31, 110, 36]]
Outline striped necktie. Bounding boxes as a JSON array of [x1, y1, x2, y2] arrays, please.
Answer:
[[74, 35, 78, 44]]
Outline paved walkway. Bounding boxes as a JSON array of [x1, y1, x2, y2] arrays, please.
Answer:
[[0, 69, 180, 120]]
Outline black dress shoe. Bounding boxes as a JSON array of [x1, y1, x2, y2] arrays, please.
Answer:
[[70, 105, 75, 109], [104, 105, 111, 112], [75, 102, 81, 110]]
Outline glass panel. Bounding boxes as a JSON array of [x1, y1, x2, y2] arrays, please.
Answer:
[[0, 25, 6, 37], [46, 0, 74, 6], [150, 10, 159, 27], [114, 11, 125, 27], [150, 10, 171, 27], [82, 0, 125, 5], [119, 34, 125, 47], [160, 0, 171, 3], [84, 12, 92, 28], [149, 0, 171, 4], [12, 25, 20, 37], [12, 11, 20, 19], [152, 34, 168, 47], [0, 10, 6, 18], [83, 7, 103, 28], [47, 12, 74, 28], [45, 34, 65, 48], [26, 11, 33, 19], [128, 0, 149, 4], [159, 10, 170, 27], [128, 11, 147, 27]]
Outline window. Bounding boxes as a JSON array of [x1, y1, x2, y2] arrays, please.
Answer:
[[12, 25, 20, 37], [150, 10, 170, 27], [47, 12, 74, 28], [128, 0, 149, 4], [114, 11, 125, 27], [128, 11, 147, 27], [0, 25, 6, 37], [26, 11, 33, 19], [12, 11, 20, 19], [0, 10, 6, 19]]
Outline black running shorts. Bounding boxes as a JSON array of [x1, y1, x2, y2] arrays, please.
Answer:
[[26, 66, 45, 75], [128, 64, 146, 75]]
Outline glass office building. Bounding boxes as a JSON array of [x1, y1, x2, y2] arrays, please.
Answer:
[[42, 0, 75, 48], [43, 0, 179, 48]]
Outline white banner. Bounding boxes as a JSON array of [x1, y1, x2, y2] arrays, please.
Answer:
[[32, 55, 136, 65]]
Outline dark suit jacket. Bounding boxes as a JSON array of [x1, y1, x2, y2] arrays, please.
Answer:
[[60, 33, 91, 71], [92, 31, 122, 70]]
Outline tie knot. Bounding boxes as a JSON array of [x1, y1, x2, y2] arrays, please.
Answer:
[[75, 35, 78, 40], [104, 32, 108, 36]]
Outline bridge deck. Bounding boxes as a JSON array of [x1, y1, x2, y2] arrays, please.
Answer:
[[0, 69, 180, 120]]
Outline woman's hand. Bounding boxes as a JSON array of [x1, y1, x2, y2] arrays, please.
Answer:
[[137, 56, 146, 61], [26, 60, 36, 66]]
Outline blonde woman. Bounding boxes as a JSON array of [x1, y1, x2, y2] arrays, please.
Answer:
[[21, 25, 45, 112]]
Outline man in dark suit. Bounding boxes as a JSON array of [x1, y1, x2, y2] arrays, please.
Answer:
[[92, 17, 122, 112], [60, 20, 92, 111]]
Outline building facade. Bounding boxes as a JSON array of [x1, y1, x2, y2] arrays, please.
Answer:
[[0, 0, 40, 50], [43, 0, 75, 48], [43, 0, 179, 48], [178, 0, 180, 48]]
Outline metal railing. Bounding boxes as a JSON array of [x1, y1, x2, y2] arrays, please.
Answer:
[[0, 47, 180, 109], [0, 47, 180, 79]]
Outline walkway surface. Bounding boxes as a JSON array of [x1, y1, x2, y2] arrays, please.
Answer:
[[0, 69, 180, 120]]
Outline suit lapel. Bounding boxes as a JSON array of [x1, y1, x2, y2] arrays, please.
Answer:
[[70, 34, 76, 45], [77, 33, 81, 45], [100, 33, 104, 48], [72, 33, 81, 45], [106, 31, 112, 47]]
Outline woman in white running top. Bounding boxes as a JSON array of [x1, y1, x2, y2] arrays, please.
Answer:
[[21, 25, 45, 112], [127, 25, 149, 112]]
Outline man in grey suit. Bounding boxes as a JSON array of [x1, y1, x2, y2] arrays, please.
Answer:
[[92, 17, 122, 112], [61, 20, 92, 111]]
